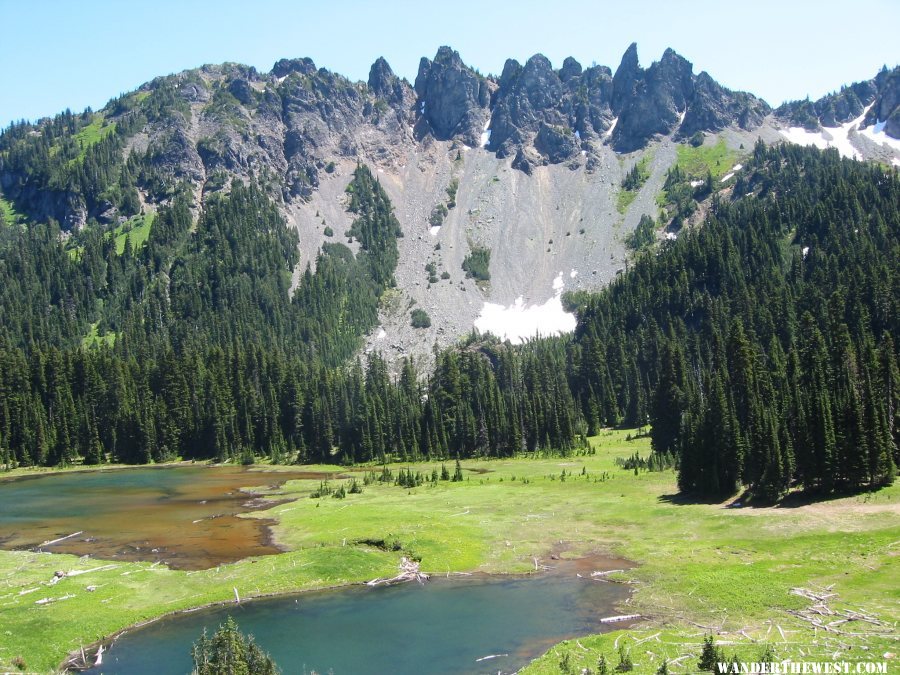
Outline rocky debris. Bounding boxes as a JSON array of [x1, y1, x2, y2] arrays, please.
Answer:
[[414, 46, 490, 145]]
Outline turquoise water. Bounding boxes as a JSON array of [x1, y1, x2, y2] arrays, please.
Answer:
[[87, 572, 628, 674]]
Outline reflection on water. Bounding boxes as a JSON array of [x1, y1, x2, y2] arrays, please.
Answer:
[[88, 564, 631, 675], [0, 466, 336, 570]]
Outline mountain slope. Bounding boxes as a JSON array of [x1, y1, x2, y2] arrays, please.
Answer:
[[1, 47, 898, 366]]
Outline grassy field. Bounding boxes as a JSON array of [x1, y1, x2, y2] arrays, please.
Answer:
[[110, 211, 155, 254], [72, 116, 117, 161], [0, 431, 896, 673], [81, 322, 117, 348], [0, 195, 26, 227], [674, 138, 741, 180]]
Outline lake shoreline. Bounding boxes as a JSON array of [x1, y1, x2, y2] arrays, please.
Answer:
[[62, 551, 637, 672]]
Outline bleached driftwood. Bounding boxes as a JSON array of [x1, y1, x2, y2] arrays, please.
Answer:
[[600, 613, 641, 624], [366, 557, 429, 586], [39, 531, 83, 548]]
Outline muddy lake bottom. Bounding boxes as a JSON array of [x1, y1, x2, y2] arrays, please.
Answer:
[[0, 465, 340, 569]]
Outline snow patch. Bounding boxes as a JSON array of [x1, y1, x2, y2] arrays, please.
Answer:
[[893, 158, 900, 168], [474, 273, 576, 344], [732, 163, 743, 172], [802, 246, 810, 258], [779, 106, 874, 160], [574, 130, 581, 140], [677, 109, 686, 126], [605, 118, 618, 139], [858, 119, 900, 154], [420, 101, 425, 115], [665, 232, 677, 241], [569, 269, 578, 279], [429, 226, 441, 236], [720, 172, 735, 183], [376, 328, 386, 340], [689, 179, 705, 188], [480, 129, 492, 148]]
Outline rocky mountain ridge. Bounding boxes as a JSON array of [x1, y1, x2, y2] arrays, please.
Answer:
[[1, 45, 898, 366]]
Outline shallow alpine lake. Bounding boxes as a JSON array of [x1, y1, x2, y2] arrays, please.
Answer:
[[0, 465, 341, 569], [87, 565, 631, 675]]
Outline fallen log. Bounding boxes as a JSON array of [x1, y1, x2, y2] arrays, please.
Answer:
[[600, 614, 641, 624], [39, 531, 83, 548], [366, 557, 429, 586]]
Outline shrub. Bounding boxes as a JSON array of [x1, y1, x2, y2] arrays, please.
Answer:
[[411, 308, 431, 328], [462, 246, 491, 281]]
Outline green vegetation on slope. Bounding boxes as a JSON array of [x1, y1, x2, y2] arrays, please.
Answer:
[[617, 152, 653, 214], [674, 137, 739, 180], [70, 115, 117, 161], [0, 432, 895, 672], [109, 210, 154, 254]]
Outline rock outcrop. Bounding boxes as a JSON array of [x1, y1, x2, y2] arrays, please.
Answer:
[[776, 65, 900, 138], [414, 46, 490, 145]]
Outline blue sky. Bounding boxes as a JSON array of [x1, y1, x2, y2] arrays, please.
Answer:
[[1, 0, 898, 127]]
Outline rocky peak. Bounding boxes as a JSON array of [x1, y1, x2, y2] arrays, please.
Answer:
[[272, 57, 317, 79], [489, 53, 568, 161], [414, 46, 489, 144], [368, 57, 395, 95], [368, 56, 407, 106], [611, 42, 641, 114], [559, 57, 583, 82], [609, 45, 767, 152]]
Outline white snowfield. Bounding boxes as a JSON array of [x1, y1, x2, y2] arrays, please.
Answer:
[[605, 117, 618, 139], [779, 104, 900, 160], [858, 119, 900, 154], [474, 272, 576, 344], [480, 118, 491, 148]]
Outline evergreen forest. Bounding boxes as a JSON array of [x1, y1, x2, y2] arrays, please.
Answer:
[[1, 106, 897, 503]]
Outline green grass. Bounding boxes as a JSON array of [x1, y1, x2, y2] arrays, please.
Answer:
[[617, 189, 639, 214], [109, 211, 155, 254], [0, 195, 26, 227], [617, 152, 654, 214], [72, 116, 117, 160], [0, 431, 896, 672], [81, 322, 117, 348], [675, 138, 740, 180]]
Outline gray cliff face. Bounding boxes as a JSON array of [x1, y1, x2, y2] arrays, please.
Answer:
[[609, 46, 769, 152], [414, 46, 490, 145], [863, 67, 900, 138]]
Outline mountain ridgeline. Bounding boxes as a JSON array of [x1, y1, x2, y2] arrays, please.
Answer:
[[0, 44, 789, 229], [0, 46, 898, 502]]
